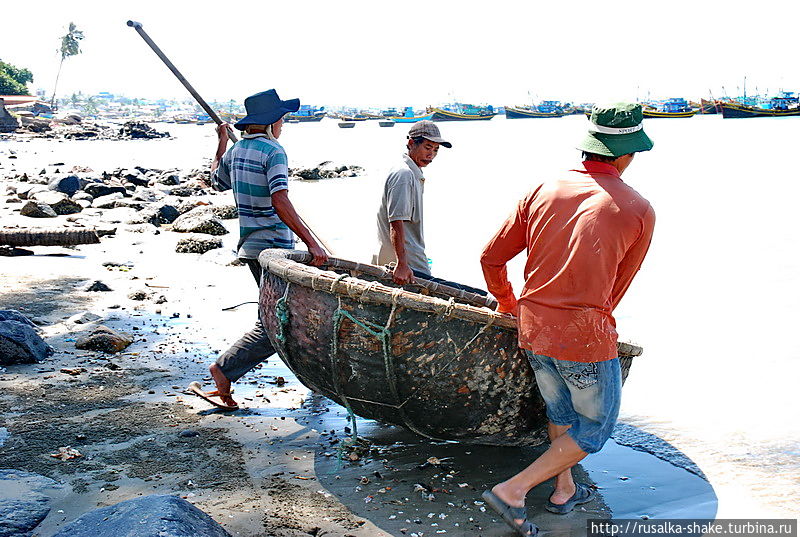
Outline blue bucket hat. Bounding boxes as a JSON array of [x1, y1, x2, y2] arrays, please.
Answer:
[[234, 89, 300, 130]]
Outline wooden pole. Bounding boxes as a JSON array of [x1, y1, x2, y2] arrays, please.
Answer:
[[126, 20, 237, 142], [126, 20, 334, 255]]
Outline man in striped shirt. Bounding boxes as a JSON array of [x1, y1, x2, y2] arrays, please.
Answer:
[[191, 89, 326, 411]]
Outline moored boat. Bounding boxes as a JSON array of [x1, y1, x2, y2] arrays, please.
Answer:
[[721, 92, 800, 118], [429, 103, 496, 121], [378, 120, 395, 127], [641, 98, 697, 118], [337, 121, 355, 128], [505, 101, 568, 119], [286, 105, 326, 122], [257, 250, 642, 446], [387, 106, 434, 123]]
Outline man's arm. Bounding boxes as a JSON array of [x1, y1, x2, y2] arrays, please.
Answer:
[[480, 198, 528, 314], [611, 205, 655, 310], [389, 220, 414, 284], [208, 123, 231, 191], [271, 190, 328, 266]]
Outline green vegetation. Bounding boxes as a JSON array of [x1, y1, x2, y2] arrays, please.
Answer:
[[0, 59, 33, 95], [51, 22, 85, 106]]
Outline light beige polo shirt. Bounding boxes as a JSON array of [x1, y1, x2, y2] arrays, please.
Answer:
[[374, 153, 430, 275]]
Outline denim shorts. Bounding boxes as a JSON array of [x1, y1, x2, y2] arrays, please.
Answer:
[[525, 350, 622, 454]]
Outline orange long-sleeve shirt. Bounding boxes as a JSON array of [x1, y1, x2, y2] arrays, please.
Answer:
[[480, 161, 655, 363]]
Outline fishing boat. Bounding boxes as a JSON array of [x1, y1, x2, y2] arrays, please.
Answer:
[[641, 98, 697, 118], [286, 105, 326, 122], [505, 101, 569, 119], [378, 120, 395, 127], [429, 103, 496, 121], [388, 107, 434, 123], [256, 250, 642, 446], [721, 91, 800, 118], [699, 98, 722, 114], [337, 121, 355, 128]]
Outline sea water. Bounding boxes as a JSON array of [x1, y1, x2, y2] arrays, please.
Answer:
[[2, 115, 798, 517]]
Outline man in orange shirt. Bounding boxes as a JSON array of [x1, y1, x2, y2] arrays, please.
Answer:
[[480, 103, 655, 536]]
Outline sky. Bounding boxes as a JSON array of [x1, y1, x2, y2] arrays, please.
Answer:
[[1, 0, 797, 108]]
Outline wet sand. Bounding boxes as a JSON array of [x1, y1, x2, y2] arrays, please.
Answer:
[[2, 128, 721, 536]]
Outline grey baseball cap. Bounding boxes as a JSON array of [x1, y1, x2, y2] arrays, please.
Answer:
[[408, 120, 452, 148]]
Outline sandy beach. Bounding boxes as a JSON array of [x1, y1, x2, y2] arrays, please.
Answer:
[[1, 118, 797, 536]]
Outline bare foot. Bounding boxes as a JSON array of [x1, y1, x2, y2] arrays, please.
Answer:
[[209, 364, 237, 407]]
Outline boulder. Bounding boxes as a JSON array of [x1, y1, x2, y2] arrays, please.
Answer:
[[120, 169, 148, 187], [83, 183, 126, 199], [74, 326, 132, 353], [17, 185, 48, 200], [0, 310, 54, 365], [211, 205, 238, 220], [172, 211, 228, 235], [51, 494, 231, 537], [20, 201, 57, 218], [0, 469, 61, 537], [48, 175, 81, 196], [175, 235, 223, 254], [32, 192, 82, 215], [91, 193, 124, 209], [71, 191, 93, 202], [118, 121, 169, 140], [157, 204, 180, 224], [84, 280, 112, 292]]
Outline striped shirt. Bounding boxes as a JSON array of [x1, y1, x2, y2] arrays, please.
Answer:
[[212, 133, 294, 259]]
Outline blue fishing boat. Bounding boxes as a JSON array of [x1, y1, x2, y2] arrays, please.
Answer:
[[505, 101, 568, 119], [388, 106, 434, 123], [642, 98, 697, 118], [286, 105, 326, 122], [721, 91, 800, 118], [429, 103, 496, 121]]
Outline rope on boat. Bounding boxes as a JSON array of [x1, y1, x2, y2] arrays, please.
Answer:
[[275, 283, 292, 344]]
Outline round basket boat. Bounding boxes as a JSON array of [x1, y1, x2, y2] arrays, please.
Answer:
[[258, 249, 642, 447]]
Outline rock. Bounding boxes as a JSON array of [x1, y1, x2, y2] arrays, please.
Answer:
[[20, 201, 57, 218], [211, 205, 238, 220], [71, 191, 93, 202], [51, 494, 231, 537], [0, 469, 61, 537], [112, 199, 145, 210], [68, 312, 101, 324], [172, 211, 228, 235], [175, 235, 223, 254], [0, 310, 54, 365], [178, 429, 199, 438], [168, 186, 198, 198], [128, 289, 152, 301], [74, 326, 132, 354], [32, 192, 83, 215], [83, 183, 126, 199], [49, 175, 80, 196], [157, 204, 180, 224], [120, 169, 148, 187], [84, 280, 112, 292], [118, 121, 169, 140], [91, 193, 124, 209], [157, 173, 181, 185]]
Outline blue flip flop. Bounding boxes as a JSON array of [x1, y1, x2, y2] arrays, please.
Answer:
[[545, 483, 595, 514], [481, 490, 539, 536]]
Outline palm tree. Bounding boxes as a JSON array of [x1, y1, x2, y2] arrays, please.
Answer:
[[51, 22, 84, 109]]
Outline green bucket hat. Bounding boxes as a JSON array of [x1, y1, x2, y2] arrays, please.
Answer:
[[578, 102, 654, 157]]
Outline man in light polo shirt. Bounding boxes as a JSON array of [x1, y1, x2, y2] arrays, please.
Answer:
[[480, 103, 655, 536], [374, 121, 451, 284]]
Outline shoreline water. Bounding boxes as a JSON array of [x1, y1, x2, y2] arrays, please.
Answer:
[[1, 117, 798, 535]]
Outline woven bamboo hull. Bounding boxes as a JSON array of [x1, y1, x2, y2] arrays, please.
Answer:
[[258, 250, 637, 446]]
